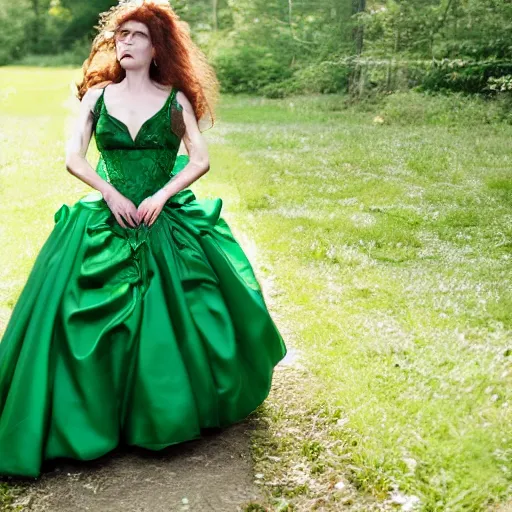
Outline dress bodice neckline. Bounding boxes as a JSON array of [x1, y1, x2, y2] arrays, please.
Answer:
[[99, 84, 176, 144]]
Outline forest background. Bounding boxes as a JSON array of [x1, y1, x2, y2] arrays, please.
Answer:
[[1, 0, 511, 103]]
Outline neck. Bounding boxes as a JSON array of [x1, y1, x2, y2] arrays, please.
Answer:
[[121, 68, 154, 93]]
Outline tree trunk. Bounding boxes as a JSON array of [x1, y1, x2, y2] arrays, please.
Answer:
[[213, 0, 218, 31], [348, 0, 366, 96], [30, 0, 41, 51], [352, 0, 365, 56]]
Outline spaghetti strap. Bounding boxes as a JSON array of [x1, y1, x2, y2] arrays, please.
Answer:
[[91, 87, 106, 127]]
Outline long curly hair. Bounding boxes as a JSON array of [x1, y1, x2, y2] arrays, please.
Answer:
[[75, 0, 219, 131]]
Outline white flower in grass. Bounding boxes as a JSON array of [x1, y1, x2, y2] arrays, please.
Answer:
[[334, 480, 346, 490], [390, 489, 421, 511], [402, 457, 417, 473]]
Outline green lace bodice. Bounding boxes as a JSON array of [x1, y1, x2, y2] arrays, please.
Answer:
[[92, 85, 186, 206]]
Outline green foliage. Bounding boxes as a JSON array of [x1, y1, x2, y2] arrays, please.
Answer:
[[13, 36, 92, 67], [0, 482, 23, 512], [1, 0, 512, 98], [58, 0, 117, 49], [0, 0, 34, 65], [377, 90, 512, 125], [290, 61, 350, 94], [488, 74, 512, 93], [214, 44, 293, 94], [421, 59, 512, 94]]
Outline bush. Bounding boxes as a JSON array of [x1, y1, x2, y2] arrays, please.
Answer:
[[291, 60, 350, 94], [0, 1, 34, 65], [377, 90, 512, 125], [213, 44, 293, 94], [421, 58, 512, 94], [12, 36, 91, 67]]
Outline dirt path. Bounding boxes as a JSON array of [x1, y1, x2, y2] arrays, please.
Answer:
[[8, 422, 266, 511]]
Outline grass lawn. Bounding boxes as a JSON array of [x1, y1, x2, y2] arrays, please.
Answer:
[[1, 67, 511, 511]]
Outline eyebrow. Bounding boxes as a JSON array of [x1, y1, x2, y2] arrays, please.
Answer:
[[118, 28, 149, 35]]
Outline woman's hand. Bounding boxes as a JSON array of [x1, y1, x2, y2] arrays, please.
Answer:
[[103, 189, 139, 229], [136, 189, 169, 227]]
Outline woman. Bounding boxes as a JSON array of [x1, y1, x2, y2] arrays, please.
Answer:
[[0, 0, 287, 478]]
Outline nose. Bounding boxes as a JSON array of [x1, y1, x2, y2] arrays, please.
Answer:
[[119, 32, 134, 45]]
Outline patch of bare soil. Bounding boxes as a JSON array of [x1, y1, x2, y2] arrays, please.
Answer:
[[4, 422, 265, 512]]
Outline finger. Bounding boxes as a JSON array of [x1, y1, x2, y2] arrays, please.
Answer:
[[115, 213, 127, 229], [121, 211, 135, 229], [142, 208, 153, 225], [121, 211, 135, 228], [128, 205, 139, 227], [126, 211, 138, 228], [148, 209, 159, 226]]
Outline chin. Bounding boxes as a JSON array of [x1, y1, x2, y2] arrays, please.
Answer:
[[120, 60, 139, 69]]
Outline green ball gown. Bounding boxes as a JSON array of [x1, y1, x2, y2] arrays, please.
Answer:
[[0, 85, 287, 478]]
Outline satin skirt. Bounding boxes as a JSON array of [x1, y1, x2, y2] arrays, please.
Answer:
[[0, 160, 286, 478]]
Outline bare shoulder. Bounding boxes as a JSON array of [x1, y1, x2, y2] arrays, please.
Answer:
[[82, 87, 104, 103], [175, 90, 194, 114], [80, 87, 104, 115]]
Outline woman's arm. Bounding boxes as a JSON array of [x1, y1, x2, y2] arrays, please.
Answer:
[[158, 90, 210, 200], [65, 88, 139, 229], [65, 88, 117, 199]]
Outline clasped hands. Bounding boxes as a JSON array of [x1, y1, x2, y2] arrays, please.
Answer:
[[104, 188, 169, 229]]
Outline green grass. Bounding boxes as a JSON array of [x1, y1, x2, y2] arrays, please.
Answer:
[[1, 67, 511, 511], [207, 92, 512, 510]]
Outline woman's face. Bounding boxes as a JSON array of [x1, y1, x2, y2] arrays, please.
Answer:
[[114, 20, 154, 70]]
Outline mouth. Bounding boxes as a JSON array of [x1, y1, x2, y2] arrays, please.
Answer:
[[121, 54, 133, 60]]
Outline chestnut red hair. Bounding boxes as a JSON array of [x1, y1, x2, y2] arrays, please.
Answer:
[[76, 0, 219, 130]]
